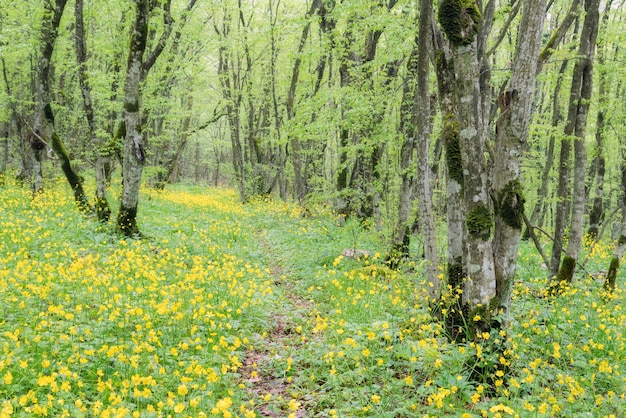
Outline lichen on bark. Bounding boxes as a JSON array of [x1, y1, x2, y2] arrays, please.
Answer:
[[438, 0, 482, 47], [466, 204, 492, 240]]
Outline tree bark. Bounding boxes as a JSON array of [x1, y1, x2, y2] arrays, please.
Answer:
[[492, 0, 546, 323], [414, 0, 440, 302], [553, 0, 601, 287], [524, 59, 568, 239], [36, 0, 91, 211], [75, 0, 111, 221], [604, 152, 626, 292], [117, 0, 176, 235], [440, 1, 496, 321]]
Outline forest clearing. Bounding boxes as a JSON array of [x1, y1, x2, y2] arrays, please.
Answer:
[[0, 179, 623, 417]]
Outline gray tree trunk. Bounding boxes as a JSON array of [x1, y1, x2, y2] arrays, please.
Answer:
[[36, 0, 91, 211], [554, 0, 601, 287], [604, 152, 626, 292], [492, 0, 546, 323], [75, 0, 111, 221], [118, 0, 151, 235], [440, 1, 496, 315], [415, 0, 440, 301], [118, 0, 177, 234]]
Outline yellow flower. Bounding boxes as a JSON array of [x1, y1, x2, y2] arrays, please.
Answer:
[[177, 384, 189, 396], [371, 394, 381, 403], [174, 403, 185, 413]]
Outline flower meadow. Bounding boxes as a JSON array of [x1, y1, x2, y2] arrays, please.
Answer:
[[0, 178, 624, 417]]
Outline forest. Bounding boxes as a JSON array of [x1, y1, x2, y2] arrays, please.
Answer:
[[0, 0, 625, 416]]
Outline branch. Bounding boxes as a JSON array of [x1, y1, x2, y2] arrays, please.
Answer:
[[486, 0, 521, 59], [142, 0, 174, 78], [522, 212, 550, 266], [537, 0, 582, 70]]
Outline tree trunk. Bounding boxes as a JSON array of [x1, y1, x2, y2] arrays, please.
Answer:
[[117, 0, 176, 235], [414, 0, 440, 302], [492, 0, 546, 324], [434, 26, 466, 338], [118, 0, 151, 235], [440, 1, 496, 325], [604, 152, 626, 292], [1, 124, 8, 183], [36, 0, 91, 211], [75, 0, 111, 221], [586, 0, 614, 239], [524, 59, 568, 239], [554, 0, 601, 287]]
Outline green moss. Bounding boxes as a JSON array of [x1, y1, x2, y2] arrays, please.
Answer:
[[603, 257, 619, 292], [496, 179, 525, 230], [555, 256, 576, 286], [466, 204, 492, 240], [124, 100, 139, 113], [96, 197, 111, 223], [117, 205, 140, 237], [438, 0, 482, 47], [618, 235, 626, 246], [443, 114, 463, 186]]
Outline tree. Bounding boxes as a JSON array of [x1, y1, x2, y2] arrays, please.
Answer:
[[35, 0, 92, 211], [75, 0, 111, 221], [552, 0, 601, 288], [117, 0, 180, 235]]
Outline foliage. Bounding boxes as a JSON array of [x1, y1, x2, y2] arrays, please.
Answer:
[[0, 180, 623, 416]]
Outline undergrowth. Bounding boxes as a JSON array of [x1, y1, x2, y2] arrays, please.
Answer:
[[0, 177, 623, 417]]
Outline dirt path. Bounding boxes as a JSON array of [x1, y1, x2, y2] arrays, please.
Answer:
[[239, 230, 316, 417]]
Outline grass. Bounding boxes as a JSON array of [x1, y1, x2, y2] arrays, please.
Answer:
[[0, 177, 624, 417]]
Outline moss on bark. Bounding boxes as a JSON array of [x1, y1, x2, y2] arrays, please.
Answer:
[[604, 257, 619, 292], [466, 204, 492, 240], [438, 0, 482, 47], [551, 256, 576, 293], [496, 179, 525, 230], [443, 114, 464, 187], [117, 205, 140, 237], [96, 197, 111, 223]]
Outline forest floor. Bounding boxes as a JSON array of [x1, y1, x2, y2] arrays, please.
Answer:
[[0, 178, 624, 417]]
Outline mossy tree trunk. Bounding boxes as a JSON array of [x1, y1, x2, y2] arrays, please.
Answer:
[[586, 2, 613, 240], [392, 46, 418, 260], [492, 0, 546, 324], [433, 25, 465, 337], [117, 0, 179, 236], [439, 1, 496, 323], [604, 161, 626, 292], [553, 0, 601, 288], [35, 0, 91, 211], [75, 0, 110, 221]]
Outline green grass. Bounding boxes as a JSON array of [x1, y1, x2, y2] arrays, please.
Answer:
[[0, 177, 624, 417]]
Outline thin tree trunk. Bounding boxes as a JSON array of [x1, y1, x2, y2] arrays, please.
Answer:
[[604, 150, 626, 292], [75, 0, 111, 221], [36, 0, 91, 211], [554, 0, 601, 287], [525, 59, 568, 238], [586, 0, 613, 239], [1, 124, 8, 182], [415, 0, 440, 302]]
